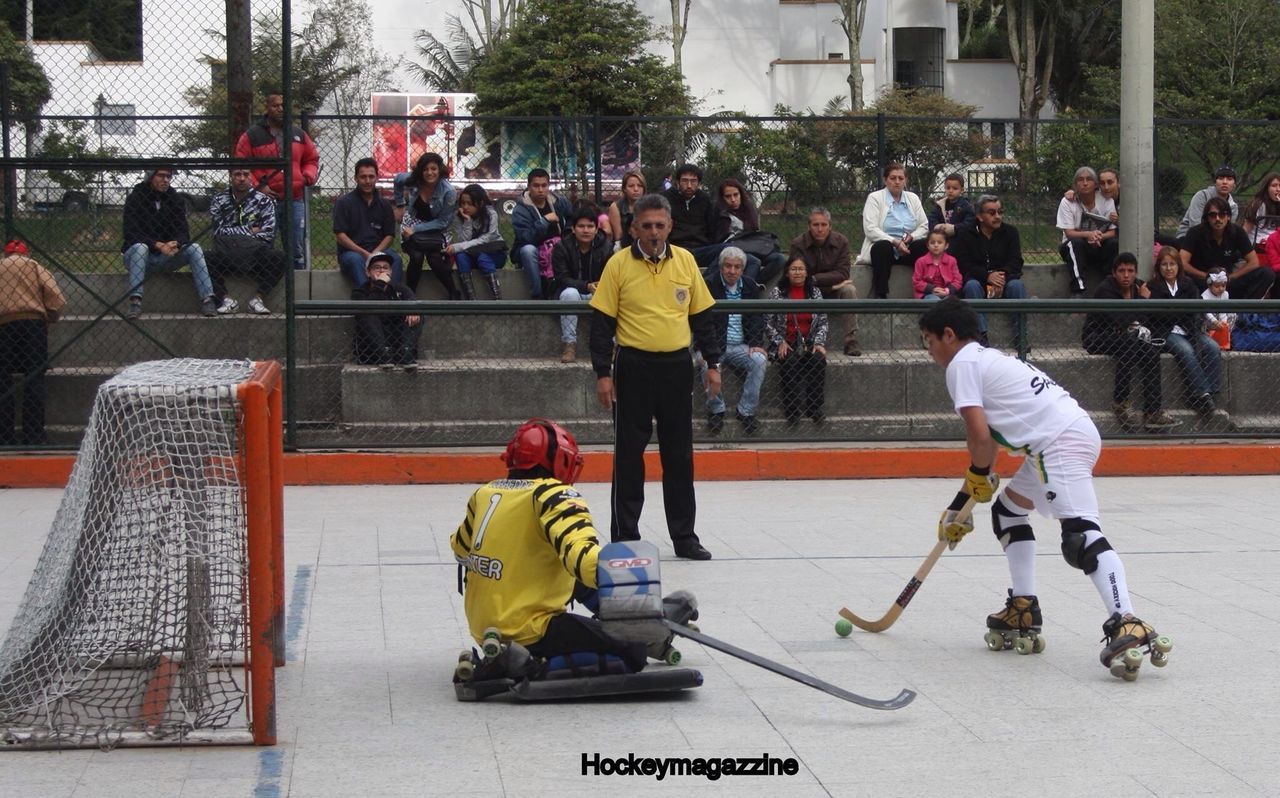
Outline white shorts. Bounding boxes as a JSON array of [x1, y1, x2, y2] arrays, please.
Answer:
[[1004, 416, 1101, 522]]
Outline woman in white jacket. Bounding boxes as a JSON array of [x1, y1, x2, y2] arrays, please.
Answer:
[[860, 162, 930, 298]]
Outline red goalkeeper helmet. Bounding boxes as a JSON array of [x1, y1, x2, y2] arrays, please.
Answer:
[[501, 418, 584, 484]]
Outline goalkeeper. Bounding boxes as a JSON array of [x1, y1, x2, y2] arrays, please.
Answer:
[[450, 419, 648, 676], [919, 298, 1167, 670]]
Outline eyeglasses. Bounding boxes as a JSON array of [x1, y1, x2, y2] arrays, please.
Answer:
[[1206, 211, 1229, 219], [638, 222, 667, 230]]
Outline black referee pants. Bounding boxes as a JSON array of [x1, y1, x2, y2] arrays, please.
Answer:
[[609, 346, 701, 548]]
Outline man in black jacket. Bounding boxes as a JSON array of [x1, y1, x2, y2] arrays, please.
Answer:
[[951, 195, 1028, 345], [121, 167, 216, 319], [662, 163, 718, 263], [552, 208, 612, 363], [701, 246, 767, 435], [352, 252, 422, 371]]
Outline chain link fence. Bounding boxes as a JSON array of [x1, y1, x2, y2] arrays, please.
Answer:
[[3, 18, 1280, 451]]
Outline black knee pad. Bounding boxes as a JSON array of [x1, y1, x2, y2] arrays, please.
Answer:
[[991, 496, 1034, 550], [1059, 517, 1110, 574]]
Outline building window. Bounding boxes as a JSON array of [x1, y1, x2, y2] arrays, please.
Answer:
[[94, 102, 136, 137], [893, 28, 944, 92]]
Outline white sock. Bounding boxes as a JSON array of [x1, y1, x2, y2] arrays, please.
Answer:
[[1086, 541, 1133, 616], [1006, 540, 1037, 596]]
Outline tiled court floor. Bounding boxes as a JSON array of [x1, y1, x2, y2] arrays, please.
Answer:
[[1, 476, 1277, 797]]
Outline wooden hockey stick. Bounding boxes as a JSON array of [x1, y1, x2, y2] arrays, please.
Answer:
[[838, 494, 978, 633]]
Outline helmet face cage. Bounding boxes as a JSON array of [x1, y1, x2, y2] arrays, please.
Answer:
[[502, 419, 583, 484]]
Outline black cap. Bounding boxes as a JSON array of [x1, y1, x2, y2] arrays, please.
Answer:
[[1214, 165, 1237, 179]]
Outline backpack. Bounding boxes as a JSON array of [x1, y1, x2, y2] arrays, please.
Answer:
[[1233, 313, 1280, 352]]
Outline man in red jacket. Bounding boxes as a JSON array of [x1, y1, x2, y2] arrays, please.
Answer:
[[234, 93, 320, 271]]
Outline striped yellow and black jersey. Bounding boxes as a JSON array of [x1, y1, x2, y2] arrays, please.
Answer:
[[450, 477, 601, 646]]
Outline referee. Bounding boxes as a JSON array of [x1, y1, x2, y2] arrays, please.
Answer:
[[589, 193, 722, 560]]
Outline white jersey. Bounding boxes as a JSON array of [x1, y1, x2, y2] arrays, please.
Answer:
[[1056, 195, 1116, 243], [945, 342, 1088, 455]]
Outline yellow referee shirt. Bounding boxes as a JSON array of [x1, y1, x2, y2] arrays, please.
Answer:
[[590, 243, 715, 352]]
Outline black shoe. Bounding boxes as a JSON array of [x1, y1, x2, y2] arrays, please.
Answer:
[[736, 412, 759, 435], [809, 411, 825, 424], [674, 542, 712, 561], [707, 412, 724, 435], [378, 347, 396, 371], [843, 341, 862, 357], [399, 346, 417, 372]]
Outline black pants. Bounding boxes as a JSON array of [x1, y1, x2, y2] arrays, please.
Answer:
[[353, 314, 423, 363], [1060, 239, 1119, 294], [527, 612, 648, 674], [1085, 329, 1162, 411], [206, 245, 287, 299], [0, 319, 48, 446], [777, 349, 826, 420], [403, 240, 450, 296], [610, 347, 700, 547], [868, 239, 928, 298]]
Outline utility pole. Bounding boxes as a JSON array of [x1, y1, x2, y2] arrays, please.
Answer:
[[1118, 0, 1154, 273]]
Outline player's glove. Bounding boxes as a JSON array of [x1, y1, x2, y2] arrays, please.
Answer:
[[963, 466, 999, 503], [938, 491, 975, 551]]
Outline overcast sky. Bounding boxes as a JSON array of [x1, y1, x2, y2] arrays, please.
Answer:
[[369, 0, 466, 93]]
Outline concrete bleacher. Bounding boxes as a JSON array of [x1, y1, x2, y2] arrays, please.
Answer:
[[33, 263, 1280, 446]]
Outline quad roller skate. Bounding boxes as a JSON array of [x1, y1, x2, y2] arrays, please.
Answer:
[[983, 590, 1046, 655], [1100, 612, 1173, 681], [454, 632, 541, 684]]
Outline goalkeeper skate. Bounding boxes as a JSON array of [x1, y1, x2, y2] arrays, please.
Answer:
[[1099, 612, 1173, 681], [597, 541, 698, 665], [983, 590, 1045, 655], [453, 628, 541, 685]]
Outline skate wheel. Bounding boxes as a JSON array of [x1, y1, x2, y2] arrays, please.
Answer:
[[1151, 651, 1169, 667], [686, 622, 700, 633], [983, 631, 1004, 651], [1109, 659, 1128, 678], [1123, 647, 1144, 668], [1031, 636, 1046, 654], [455, 651, 476, 681], [1013, 637, 1033, 655], [664, 648, 682, 666], [1152, 635, 1173, 655], [481, 628, 502, 659]]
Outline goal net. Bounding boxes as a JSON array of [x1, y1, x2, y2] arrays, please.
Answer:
[[0, 359, 284, 749]]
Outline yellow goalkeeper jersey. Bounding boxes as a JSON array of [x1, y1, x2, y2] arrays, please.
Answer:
[[450, 477, 602, 646]]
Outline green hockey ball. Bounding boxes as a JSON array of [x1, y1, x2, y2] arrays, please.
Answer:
[[835, 618, 853, 637]]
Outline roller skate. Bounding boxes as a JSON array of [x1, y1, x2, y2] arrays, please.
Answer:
[[1099, 612, 1173, 681], [983, 590, 1046, 655]]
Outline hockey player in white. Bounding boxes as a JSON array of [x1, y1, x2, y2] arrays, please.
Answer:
[[919, 298, 1172, 679]]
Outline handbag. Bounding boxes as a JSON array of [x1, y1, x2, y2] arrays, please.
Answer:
[[537, 235, 561, 279], [406, 230, 447, 252], [728, 230, 781, 261]]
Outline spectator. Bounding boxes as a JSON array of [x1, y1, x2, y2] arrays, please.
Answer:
[[1179, 196, 1275, 299], [701, 247, 767, 436], [712, 178, 785, 285], [927, 173, 975, 240], [588, 193, 720, 561], [607, 169, 646, 249], [767, 259, 828, 426], [1082, 252, 1176, 432], [1057, 166, 1118, 296], [207, 167, 286, 316], [912, 230, 962, 301], [395, 152, 457, 297], [1098, 167, 1121, 223], [952, 194, 1029, 345], [234, 92, 319, 271], [1202, 271, 1236, 348], [552, 207, 611, 363], [334, 158, 401, 286], [448, 184, 507, 300], [511, 169, 572, 300], [1176, 166, 1238, 240], [351, 252, 422, 372], [662, 163, 718, 264], [1147, 245, 1227, 426], [1239, 172, 1280, 257], [0, 239, 64, 446], [860, 162, 930, 298], [789, 207, 861, 356], [121, 167, 215, 318]]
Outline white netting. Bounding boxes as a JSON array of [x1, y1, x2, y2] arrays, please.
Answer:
[[0, 359, 257, 748]]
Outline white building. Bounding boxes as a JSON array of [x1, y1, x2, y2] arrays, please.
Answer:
[[631, 0, 1042, 118]]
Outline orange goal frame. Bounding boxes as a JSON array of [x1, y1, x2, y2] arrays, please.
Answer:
[[238, 360, 286, 746]]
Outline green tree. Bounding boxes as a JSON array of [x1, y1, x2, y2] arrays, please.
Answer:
[[39, 120, 116, 192], [1075, 0, 1280, 191], [409, 0, 524, 92], [470, 0, 694, 188], [0, 24, 50, 158], [704, 108, 849, 212], [837, 90, 989, 195], [173, 3, 361, 155]]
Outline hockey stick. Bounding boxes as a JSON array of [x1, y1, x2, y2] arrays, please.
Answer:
[[838, 493, 978, 633], [665, 621, 915, 710]]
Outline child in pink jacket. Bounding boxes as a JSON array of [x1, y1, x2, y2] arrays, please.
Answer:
[[912, 230, 962, 300]]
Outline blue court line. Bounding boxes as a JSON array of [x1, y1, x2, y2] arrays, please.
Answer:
[[285, 563, 313, 662], [254, 748, 284, 798]]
